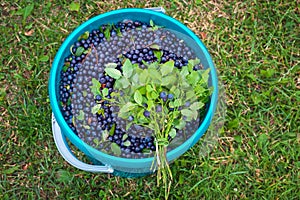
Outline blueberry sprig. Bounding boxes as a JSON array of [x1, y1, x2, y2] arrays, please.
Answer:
[[94, 57, 211, 199]]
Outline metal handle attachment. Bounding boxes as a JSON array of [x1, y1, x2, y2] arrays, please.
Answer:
[[52, 114, 114, 173]]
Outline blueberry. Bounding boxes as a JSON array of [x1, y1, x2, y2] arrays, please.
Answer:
[[139, 144, 145, 149], [185, 101, 190, 107], [128, 116, 134, 121], [150, 145, 156, 151], [160, 91, 167, 99], [161, 56, 167, 63], [116, 139, 121, 145], [134, 147, 141, 153], [106, 82, 112, 88], [168, 93, 174, 100], [156, 105, 162, 112], [143, 110, 150, 118], [82, 43, 89, 49], [95, 95, 102, 101], [100, 77, 106, 84], [132, 54, 138, 60], [193, 65, 201, 70]]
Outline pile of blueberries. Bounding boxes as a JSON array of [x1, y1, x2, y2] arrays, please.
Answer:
[[59, 20, 202, 158]]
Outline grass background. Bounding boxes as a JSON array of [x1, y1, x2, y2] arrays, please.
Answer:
[[1, 0, 299, 199]]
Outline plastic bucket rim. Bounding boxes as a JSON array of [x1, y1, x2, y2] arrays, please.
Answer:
[[49, 8, 218, 165]]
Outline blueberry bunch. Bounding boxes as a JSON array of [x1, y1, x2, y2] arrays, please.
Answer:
[[58, 19, 203, 158]]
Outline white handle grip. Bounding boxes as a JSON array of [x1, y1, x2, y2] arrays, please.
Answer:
[[52, 114, 114, 173], [145, 7, 166, 13]]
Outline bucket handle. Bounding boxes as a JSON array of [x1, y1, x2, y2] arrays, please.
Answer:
[[52, 7, 165, 173], [52, 114, 114, 173]]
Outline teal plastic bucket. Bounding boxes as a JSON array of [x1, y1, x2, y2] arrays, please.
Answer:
[[49, 8, 218, 175]]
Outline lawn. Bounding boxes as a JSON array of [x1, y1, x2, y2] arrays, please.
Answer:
[[0, 0, 299, 199]]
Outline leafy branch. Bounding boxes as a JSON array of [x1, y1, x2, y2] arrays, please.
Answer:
[[91, 55, 212, 199]]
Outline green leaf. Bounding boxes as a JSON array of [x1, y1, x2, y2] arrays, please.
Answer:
[[102, 88, 109, 97], [90, 78, 101, 96], [69, 2, 80, 12], [134, 90, 143, 105], [123, 59, 133, 78], [105, 63, 118, 68], [148, 68, 162, 82], [150, 19, 154, 27], [109, 123, 116, 136], [181, 109, 194, 118], [228, 118, 239, 129], [175, 88, 182, 98], [260, 69, 275, 78], [146, 84, 153, 92], [119, 102, 136, 116], [200, 68, 210, 83], [169, 128, 176, 139], [75, 47, 85, 57], [91, 104, 102, 114], [78, 31, 89, 40], [39, 55, 49, 62], [2, 166, 19, 175], [93, 138, 100, 146], [146, 99, 154, 110], [105, 68, 122, 79], [83, 125, 90, 129], [138, 86, 146, 95], [126, 122, 133, 130], [116, 77, 130, 89], [258, 133, 268, 148], [77, 110, 84, 121], [57, 170, 72, 183], [122, 134, 128, 141], [160, 60, 174, 76], [102, 130, 109, 141], [246, 73, 257, 82], [251, 93, 262, 105], [117, 28, 122, 37], [180, 66, 189, 78], [187, 71, 200, 86], [104, 26, 111, 41], [186, 90, 196, 101], [173, 99, 182, 107], [175, 120, 186, 130], [139, 70, 149, 84], [132, 73, 139, 84], [123, 140, 131, 147], [154, 50, 162, 62], [188, 58, 200, 66], [161, 75, 176, 86], [82, 90, 87, 97], [23, 4, 34, 23], [190, 101, 204, 110], [151, 91, 159, 100], [194, 84, 206, 96], [62, 65, 68, 72], [169, 101, 174, 108], [150, 44, 160, 50], [142, 148, 151, 154], [111, 143, 121, 156]]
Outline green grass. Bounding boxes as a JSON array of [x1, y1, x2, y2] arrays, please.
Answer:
[[1, 0, 299, 199]]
